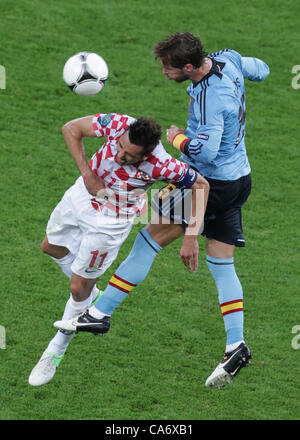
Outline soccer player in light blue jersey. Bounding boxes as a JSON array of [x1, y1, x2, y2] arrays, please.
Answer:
[[55, 33, 269, 389], [156, 33, 270, 388]]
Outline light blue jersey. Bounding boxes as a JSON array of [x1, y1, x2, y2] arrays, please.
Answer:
[[182, 49, 270, 180]]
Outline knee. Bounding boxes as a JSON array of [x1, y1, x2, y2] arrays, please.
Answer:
[[70, 276, 95, 301], [70, 279, 81, 300]]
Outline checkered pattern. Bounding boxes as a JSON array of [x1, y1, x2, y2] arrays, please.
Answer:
[[89, 113, 189, 216]]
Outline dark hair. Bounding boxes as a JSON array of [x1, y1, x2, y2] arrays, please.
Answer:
[[153, 32, 207, 69], [128, 117, 162, 154]]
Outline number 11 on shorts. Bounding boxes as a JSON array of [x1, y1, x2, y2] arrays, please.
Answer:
[[89, 251, 108, 269]]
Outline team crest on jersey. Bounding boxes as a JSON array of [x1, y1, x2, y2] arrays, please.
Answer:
[[135, 170, 152, 181], [99, 114, 112, 126]]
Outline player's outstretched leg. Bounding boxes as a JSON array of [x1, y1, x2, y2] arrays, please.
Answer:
[[54, 227, 162, 335], [28, 288, 101, 386]]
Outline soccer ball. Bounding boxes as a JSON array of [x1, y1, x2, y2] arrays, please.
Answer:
[[63, 51, 109, 96]]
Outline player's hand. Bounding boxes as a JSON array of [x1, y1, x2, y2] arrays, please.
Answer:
[[166, 125, 185, 144], [83, 172, 106, 196], [180, 235, 199, 272]]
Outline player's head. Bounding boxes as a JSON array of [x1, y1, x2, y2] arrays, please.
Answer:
[[116, 117, 161, 166], [153, 32, 207, 82]]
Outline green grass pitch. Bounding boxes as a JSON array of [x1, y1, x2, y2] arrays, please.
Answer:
[[0, 0, 299, 421]]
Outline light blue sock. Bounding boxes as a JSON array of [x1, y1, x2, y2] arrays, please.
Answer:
[[206, 256, 244, 346], [94, 228, 162, 315]]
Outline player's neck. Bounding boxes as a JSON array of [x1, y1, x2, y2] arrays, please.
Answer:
[[190, 58, 212, 83]]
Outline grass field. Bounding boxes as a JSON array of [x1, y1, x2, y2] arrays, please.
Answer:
[[1, 0, 300, 423]]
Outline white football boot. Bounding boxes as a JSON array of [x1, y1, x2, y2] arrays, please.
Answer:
[[28, 350, 64, 386]]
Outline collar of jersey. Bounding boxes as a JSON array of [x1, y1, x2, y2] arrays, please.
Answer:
[[192, 58, 225, 88]]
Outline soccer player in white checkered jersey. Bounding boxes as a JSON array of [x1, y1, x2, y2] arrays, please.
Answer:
[[28, 112, 209, 386], [55, 33, 270, 389]]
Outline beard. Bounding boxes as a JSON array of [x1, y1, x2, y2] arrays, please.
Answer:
[[174, 74, 190, 83]]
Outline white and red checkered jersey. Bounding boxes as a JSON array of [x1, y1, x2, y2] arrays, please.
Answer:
[[89, 113, 189, 217]]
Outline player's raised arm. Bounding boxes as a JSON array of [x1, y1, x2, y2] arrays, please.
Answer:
[[62, 115, 105, 195], [167, 118, 223, 166]]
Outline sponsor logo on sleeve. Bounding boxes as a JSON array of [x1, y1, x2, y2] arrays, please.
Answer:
[[197, 133, 209, 140]]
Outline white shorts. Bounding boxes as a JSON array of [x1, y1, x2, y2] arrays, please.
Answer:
[[46, 177, 133, 279]]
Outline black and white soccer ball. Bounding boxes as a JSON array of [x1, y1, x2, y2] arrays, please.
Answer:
[[63, 51, 109, 96]]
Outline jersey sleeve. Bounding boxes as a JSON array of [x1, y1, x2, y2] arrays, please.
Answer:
[[241, 57, 270, 81], [186, 98, 224, 163], [150, 144, 191, 184], [157, 155, 199, 188], [214, 49, 270, 82], [178, 93, 225, 164], [92, 113, 135, 139]]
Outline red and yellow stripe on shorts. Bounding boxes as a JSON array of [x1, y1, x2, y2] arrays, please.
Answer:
[[220, 299, 243, 316], [108, 274, 136, 294]]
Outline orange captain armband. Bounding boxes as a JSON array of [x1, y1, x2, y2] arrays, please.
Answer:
[[172, 133, 190, 152]]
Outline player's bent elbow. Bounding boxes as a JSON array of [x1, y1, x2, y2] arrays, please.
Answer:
[[62, 120, 81, 138], [62, 122, 70, 140], [62, 117, 93, 139], [62, 121, 73, 136]]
